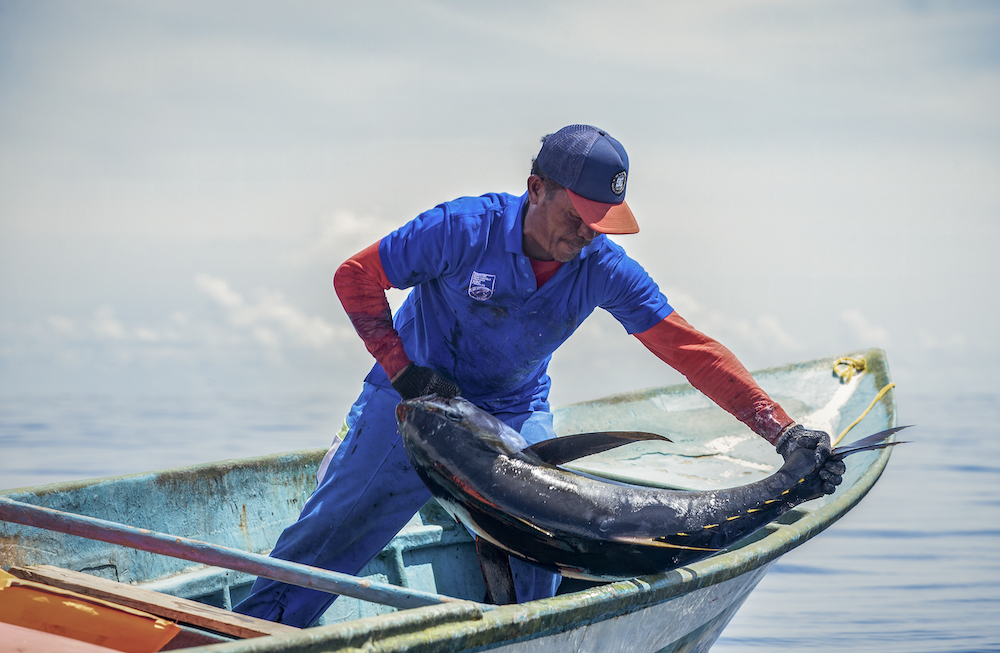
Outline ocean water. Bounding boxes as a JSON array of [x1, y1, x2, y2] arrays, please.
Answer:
[[715, 393, 1000, 653], [1, 391, 998, 651], [0, 392, 347, 490]]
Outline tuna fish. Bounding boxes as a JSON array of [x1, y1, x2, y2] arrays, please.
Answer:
[[396, 395, 905, 596]]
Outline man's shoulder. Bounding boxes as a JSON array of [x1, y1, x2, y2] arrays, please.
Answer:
[[583, 234, 633, 267], [437, 192, 521, 218], [579, 234, 658, 284]]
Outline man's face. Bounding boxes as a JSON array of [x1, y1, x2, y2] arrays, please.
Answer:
[[523, 179, 598, 263]]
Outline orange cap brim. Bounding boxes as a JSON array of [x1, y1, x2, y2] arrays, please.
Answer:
[[566, 189, 639, 234]]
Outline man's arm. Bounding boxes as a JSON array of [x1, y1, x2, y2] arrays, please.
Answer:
[[333, 240, 411, 380], [633, 311, 793, 443], [333, 241, 460, 399], [634, 312, 844, 493]]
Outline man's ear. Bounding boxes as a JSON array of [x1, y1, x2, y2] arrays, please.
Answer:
[[526, 174, 545, 205]]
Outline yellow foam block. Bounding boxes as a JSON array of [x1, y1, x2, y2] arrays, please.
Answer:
[[0, 569, 181, 653]]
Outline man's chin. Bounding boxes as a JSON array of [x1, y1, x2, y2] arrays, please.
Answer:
[[555, 245, 585, 262]]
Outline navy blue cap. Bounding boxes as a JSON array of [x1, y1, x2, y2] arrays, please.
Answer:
[[535, 125, 638, 234]]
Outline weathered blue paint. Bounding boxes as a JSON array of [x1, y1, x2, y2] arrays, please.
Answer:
[[1, 450, 325, 586], [0, 496, 475, 611]]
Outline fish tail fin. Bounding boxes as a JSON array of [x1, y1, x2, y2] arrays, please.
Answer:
[[832, 425, 913, 459]]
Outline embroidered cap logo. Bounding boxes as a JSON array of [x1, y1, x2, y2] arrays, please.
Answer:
[[611, 171, 627, 196]]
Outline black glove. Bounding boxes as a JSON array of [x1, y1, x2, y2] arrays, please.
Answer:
[[775, 424, 846, 495], [391, 364, 462, 400]]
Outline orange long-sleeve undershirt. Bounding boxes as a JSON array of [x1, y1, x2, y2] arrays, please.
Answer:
[[333, 240, 412, 380], [633, 313, 793, 443]]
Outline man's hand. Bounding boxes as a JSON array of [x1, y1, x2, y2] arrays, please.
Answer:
[[775, 424, 846, 495], [391, 364, 462, 400]]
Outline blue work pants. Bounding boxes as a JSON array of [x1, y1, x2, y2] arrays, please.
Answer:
[[233, 383, 560, 627]]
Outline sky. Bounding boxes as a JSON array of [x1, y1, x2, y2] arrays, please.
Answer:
[[1, 0, 998, 418]]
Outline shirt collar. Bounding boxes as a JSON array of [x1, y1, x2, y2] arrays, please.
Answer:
[[503, 192, 604, 265]]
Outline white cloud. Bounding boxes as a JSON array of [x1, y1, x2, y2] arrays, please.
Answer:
[[91, 306, 127, 340], [35, 277, 352, 358], [840, 308, 889, 345], [917, 329, 968, 352], [663, 286, 804, 356], [46, 315, 77, 335], [48, 306, 188, 346], [755, 315, 804, 352], [195, 274, 348, 349], [290, 210, 387, 268]]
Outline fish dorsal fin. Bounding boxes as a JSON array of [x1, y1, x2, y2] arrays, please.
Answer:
[[524, 431, 672, 466]]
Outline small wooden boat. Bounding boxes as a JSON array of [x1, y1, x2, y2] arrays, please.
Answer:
[[0, 349, 899, 652]]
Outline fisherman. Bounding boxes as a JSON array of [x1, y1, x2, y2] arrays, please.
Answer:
[[234, 124, 846, 626]]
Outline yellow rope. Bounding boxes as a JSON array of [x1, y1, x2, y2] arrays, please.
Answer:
[[828, 356, 896, 446], [833, 357, 867, 383], [832, 380, 896, 447]]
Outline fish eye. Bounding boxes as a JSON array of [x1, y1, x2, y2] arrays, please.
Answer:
[[444, 409, 464, 422]]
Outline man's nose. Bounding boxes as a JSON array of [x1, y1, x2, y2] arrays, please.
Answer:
[[578, 222, 597, 242]]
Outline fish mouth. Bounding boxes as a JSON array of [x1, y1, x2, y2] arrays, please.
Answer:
[[397, 395, 529, 454]]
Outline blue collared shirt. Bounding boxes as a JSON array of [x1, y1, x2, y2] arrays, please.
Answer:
[[371, 192, 672, 414]]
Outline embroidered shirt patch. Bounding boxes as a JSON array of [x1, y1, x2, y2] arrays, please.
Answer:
[[468, 271, 496, 301]]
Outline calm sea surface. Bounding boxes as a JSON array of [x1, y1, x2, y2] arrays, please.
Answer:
[[1, 391, 998, 652], [714, 392, 1000, 653]]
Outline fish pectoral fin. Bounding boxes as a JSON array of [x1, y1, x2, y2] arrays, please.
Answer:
[[512, 516, 556, 539], [476, 536, 517, 605], [612, 535, 721, 552], [524, 431, 672, 466]]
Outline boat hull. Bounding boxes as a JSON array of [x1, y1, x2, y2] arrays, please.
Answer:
[[1, 349, 898, 652]]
